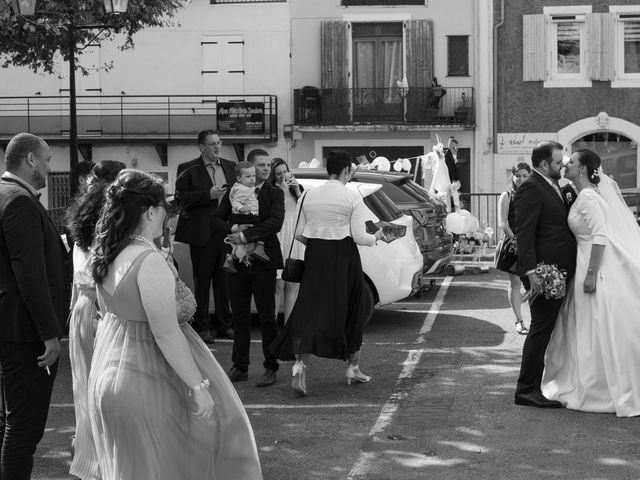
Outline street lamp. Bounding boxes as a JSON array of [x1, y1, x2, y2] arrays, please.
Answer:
[[11, 0, 128, 195]]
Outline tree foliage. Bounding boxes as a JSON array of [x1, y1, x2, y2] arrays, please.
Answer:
[[0, 0, 185, 74]]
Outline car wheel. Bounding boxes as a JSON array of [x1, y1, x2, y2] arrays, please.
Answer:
[[362, 281, 376, 325]]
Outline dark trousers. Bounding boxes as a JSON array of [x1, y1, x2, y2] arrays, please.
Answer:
[[516, 296, 563, 395], [189, 232, 232, 333], [227, 262, 279, 373], [0, 342, 57, 480]]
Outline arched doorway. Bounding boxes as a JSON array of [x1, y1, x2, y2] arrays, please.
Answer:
[[572, 133, 637, 189], [558, 113, 640, 190]]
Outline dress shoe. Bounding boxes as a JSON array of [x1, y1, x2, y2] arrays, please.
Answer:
[[216, 328, 234, 340], [197, 330, 216, 345], [514, 391, 563, 408], [291, 360, 307, 397], [227, 367, 248, 383], [256, 369, 277, 387], [346, 364, 371, 385]]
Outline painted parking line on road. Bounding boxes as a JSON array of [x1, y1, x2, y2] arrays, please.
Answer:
[[347, 276, 452, 480]]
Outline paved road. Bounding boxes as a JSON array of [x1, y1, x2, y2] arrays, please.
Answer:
[[33, 270, 640, 479]]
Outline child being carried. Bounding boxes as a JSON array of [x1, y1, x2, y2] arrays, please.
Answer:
[[223, 161, 270, 273]]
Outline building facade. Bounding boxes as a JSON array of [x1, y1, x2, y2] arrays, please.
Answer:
[[287, 0, 488, 197], [494, 0, 640, 193], [0, 0, 490, 209]]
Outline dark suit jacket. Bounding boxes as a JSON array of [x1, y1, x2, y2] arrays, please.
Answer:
[[174, 156, 236, 246], [214, 181, 285, 269], [560, 183, 577, 209], [514, 170, 576, 279], [444, 149, 460, 183], [0, 178, 70, 342]]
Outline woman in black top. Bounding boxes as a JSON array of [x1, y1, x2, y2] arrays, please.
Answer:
[[497, 162, 531, 335]]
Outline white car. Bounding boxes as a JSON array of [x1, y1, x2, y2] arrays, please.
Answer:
[[296, 178, 424, 323], [173, 179, 423, 324]]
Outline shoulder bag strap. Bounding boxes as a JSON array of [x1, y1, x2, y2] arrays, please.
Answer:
[[286, 191, 308, 260]]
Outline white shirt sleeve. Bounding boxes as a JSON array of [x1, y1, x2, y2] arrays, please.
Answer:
[[350, 196, 377, 247]]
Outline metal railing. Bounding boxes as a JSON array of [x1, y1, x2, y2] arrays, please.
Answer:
[[459, 191, 640, 248], [0, 94, 278, 142], [293, 86, 474, 126]]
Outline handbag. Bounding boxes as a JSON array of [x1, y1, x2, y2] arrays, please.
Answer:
[[281, 192, 308, 283], [494, 236, 518, 273]]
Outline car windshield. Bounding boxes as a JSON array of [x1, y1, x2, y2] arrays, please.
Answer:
[[363, 191, 403, 222]]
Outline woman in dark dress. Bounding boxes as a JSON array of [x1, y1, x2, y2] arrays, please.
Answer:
[[270, 150, 384, 397], [497, 162, 531, 335]]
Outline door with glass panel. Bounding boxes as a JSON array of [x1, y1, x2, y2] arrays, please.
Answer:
[[352, 23, 403, 122]]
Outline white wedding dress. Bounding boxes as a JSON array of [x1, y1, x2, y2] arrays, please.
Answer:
[[542, 180, 640, 417]]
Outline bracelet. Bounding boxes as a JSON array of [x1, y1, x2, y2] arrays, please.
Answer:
[[189, 378, 210, 396]]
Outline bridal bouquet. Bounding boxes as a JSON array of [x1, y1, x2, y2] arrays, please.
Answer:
[[522, 262, 567, 305]]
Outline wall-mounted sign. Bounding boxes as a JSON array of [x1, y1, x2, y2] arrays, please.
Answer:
[[217, 102, 265, 135], [497, 133, 559, 154]]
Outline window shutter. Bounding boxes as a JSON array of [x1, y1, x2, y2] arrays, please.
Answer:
[[587, 13, 615, 81], [321, 21, 350, 89], [522, 14, 547, 81], [405, 19, 434, 122]]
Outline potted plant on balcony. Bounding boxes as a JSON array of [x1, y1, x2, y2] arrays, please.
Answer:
[[454, 92, 470, 123]]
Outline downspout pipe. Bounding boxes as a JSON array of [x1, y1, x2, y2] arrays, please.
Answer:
[[493, 0, 505, 152]]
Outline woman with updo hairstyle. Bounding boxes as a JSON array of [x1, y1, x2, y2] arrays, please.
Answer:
[[542, 149, 640, 416], [497, 161, 531, 335], [63, 159, 125, 479], [271, 150, 384, 397], [88, 170, 263, 479]]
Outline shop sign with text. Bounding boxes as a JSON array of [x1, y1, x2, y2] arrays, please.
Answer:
[[217, 102, 265, 135]]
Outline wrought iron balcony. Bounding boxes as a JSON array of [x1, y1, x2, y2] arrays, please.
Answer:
[[293, 86, 474, 127], [0, 94, 278, 143]]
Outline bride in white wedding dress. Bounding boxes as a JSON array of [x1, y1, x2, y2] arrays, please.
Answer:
[[542, 149, 640, 417]]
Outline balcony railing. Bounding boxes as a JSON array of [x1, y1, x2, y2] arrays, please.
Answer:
[[0, 94, 278, 143], [293, 86, 474, 126]]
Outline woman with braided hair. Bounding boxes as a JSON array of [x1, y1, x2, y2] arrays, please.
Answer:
[[88, 170, 262, 480], [64, 159, 125, 479]]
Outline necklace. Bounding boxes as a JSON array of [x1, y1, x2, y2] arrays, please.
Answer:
[[128, 234, 158, 251]]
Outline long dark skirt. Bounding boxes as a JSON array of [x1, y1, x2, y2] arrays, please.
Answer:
[[270, 237, 366, 361]]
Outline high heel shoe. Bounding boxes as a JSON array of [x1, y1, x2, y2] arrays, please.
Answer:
[[291, 360, 307, 397], [346, 364, 371, 385], [515, 320, 529, 335]]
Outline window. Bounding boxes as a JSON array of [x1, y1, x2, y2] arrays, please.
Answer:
[[342, 0, 424, 5], [522, 6, 593, 87], [611, 7, 640, 87], [572, 133, 637, 189], [545, 8, 591, 87], [352, 23, 403, 121], [447, 36, 469, 76]]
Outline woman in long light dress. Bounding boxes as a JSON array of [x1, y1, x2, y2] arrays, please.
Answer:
[[270, 158, 304, 323], [542, 149, 640, 417], [64, 160, 125, 479], [88, 169, 262, 480]]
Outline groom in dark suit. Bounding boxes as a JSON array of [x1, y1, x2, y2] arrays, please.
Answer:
[[514, 141, 577, 408], [175, 130, 236, 343], [215, 148, 284, 387], [0, 133, 71, 478]]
